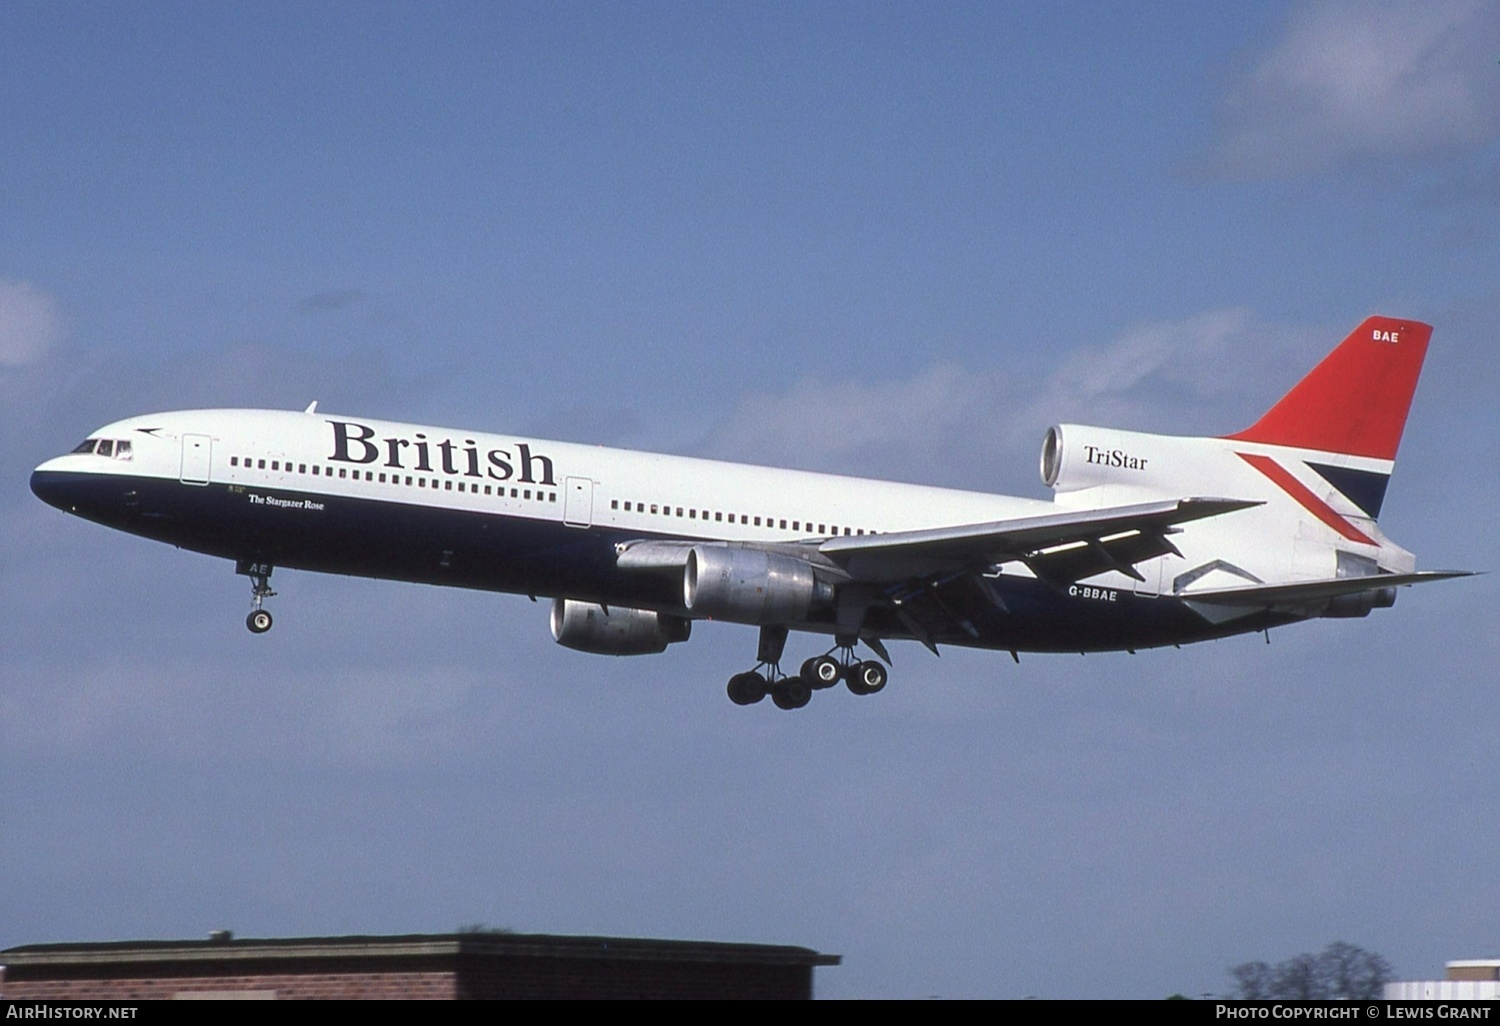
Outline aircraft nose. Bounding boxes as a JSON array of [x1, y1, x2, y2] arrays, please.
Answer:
[[31, 464, 80, 512]]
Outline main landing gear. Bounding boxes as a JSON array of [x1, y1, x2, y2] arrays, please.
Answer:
[[237, 560, 277, 634], [725, 627, 889, 710]]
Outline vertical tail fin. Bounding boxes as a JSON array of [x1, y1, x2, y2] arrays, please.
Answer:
[[1224, 316, 1432, 461]]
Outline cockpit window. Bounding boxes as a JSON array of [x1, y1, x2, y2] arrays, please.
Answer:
[[69, 437, 132, 459]]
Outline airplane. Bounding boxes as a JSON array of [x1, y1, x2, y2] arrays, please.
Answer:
[[31, 315, 1469, 710]]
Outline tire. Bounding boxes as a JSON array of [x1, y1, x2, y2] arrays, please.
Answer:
[[246, 610, 273, 634], [848, 660, 886, 695], [727, 671, 767, 706], [772, 676, 812, 710], [804, 655, 843, 689]]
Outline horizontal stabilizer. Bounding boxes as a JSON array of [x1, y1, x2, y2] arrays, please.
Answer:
[[1182, 570, 1473, 607]]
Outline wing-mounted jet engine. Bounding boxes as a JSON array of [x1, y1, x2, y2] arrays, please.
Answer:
[[550, 599, 692, 656]]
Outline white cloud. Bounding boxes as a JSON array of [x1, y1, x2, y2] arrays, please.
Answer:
[[1211, 0, 1500, 177], [699, 361, 1004, 485], [0, 279, 62, 366], [700, 309, 1315, 492], [1022, 309, 1317, 432]]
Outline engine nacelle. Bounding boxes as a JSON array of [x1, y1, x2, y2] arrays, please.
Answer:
[[683, 545, 832, 625], [1041, 423, 1177, 495], [550, 598, 691, 655], [1044, 423, 1242, 498], [1320, 586, 1397, 618]]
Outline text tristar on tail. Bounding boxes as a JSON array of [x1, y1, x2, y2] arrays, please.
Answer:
[[32, 316, 1469, 709]]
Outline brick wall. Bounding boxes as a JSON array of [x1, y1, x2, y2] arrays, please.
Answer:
[[2, 970, 457, 1000]]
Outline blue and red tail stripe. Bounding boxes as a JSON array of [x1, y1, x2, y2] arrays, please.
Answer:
[[1237, 452, 1377, 545], [1306, 462, 1390, 519]]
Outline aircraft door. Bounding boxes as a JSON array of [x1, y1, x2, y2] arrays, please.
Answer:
[[180, 433, 212, 486], [563, 476, 593, 528]]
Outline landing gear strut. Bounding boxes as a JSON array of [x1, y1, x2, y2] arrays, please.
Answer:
[[723, 629, 889, 710], [237, 560, 277, 634]]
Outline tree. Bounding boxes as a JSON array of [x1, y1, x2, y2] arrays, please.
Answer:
[[1273, 953, 1324, 999], [1231, 960, 1273, 1000], [1230, 942, 1392, 1000], [1320, 941, 1393, 1000]]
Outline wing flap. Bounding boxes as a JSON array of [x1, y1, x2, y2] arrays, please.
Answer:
[[820, 497, 1258, 585]]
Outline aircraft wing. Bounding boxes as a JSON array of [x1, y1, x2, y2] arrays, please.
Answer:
[[818, 497, 1259, 585]]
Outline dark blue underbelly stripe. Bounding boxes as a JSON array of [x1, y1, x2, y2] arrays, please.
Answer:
[[30, 470, 1291, 653]]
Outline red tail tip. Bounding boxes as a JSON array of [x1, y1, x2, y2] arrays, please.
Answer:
[[1224, 316, 1432, 461]]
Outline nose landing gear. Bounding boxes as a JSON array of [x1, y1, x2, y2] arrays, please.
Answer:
[[237, 560, 277, 634]]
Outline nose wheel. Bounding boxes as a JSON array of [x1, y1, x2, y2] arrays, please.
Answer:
[[237, 560, 277, 634]]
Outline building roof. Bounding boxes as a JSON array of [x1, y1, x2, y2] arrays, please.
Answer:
[[1, 932, 841, 970]]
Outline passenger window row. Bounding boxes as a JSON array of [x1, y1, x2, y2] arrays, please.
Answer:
[[226, 456, 557, 503], [607, 498, 869, 536]]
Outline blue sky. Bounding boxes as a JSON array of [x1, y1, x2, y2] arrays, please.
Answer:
[[2, 1, 1497, 999]]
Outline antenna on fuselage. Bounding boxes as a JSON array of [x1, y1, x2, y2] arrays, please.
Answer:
[[303, 401, 319, 414]]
